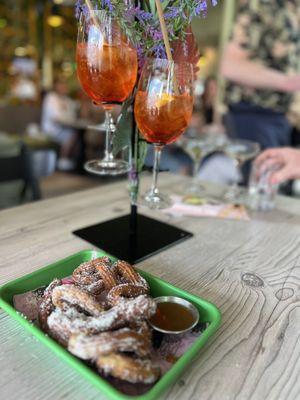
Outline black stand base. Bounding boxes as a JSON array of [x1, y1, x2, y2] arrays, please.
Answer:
[[73, 214, 193, 263]]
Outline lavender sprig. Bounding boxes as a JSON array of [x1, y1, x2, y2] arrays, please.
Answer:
[[75, 0, 218, 61]]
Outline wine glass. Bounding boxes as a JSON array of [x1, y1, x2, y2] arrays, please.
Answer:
[[180, 132, 226, 196], [76, 9, 137, 175], [223, 139, 260, 202], [134, 59, 194, 209]]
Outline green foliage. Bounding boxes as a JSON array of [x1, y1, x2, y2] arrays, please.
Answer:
[[78, 0, 217, 59], [136, 139, 148, 173], [113, 95, 148, 174], [113, 97, 133, 156]]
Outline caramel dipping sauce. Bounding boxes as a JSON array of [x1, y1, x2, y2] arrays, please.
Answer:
[[150, 297, 199, 334]]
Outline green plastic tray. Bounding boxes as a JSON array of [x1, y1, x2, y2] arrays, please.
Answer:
[[0, 250, 221, 400]]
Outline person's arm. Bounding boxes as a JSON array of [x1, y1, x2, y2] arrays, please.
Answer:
[[255, 148, 300, 184], [221, 0, 300, 94], [221, 42, 300, 93]]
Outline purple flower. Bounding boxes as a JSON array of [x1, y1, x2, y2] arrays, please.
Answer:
[[75, 0, 83, 19], [125, 5, 153, 25], [128, 165, 138, 182], [194, 1, 208, 17], [151, 43, 167, 59], [136, 43, 146, 69], [193, 0, 218, 17], [102, 0, 114, 12], [75, 0, 90, 20], [148, 27, 163, 41], [135, 7, 152, 22], [164, 6, 181, 19]]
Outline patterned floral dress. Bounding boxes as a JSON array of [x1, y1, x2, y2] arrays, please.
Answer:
[[225, 0, 300, 113]]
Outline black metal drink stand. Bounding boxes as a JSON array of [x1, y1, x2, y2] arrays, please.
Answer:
[[73, 116, 193, 263], [73, 2, 193, 262]]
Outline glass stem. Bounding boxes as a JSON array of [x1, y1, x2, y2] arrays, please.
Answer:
[[235, 159, 243, 186], [229, 159, 243, 196], [104, 109, 115, 162], [230, 181, 239, 195], [150, 145, 163, 196], [192, 158, 202, 184]]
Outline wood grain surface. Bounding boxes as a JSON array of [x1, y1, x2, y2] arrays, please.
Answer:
[[1, 174, 300, 400]]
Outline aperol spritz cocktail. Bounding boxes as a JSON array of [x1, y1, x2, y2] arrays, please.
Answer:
[[77, 42, 137, 106], [77, 10, 137, 175], [134, 92, 193, 145], [134, 59, 194, 209]]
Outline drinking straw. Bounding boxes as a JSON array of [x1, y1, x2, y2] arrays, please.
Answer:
[[154, 0, 174, 62], [154, 0, 179, 94], [84, 0, 100, 28]]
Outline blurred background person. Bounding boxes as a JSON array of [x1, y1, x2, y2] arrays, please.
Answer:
[[221, 0, 300, 182], [10, 73, 37, 103], [41, 78, 78, 171]]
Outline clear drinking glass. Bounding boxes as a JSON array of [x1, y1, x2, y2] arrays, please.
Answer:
[[180, 133, 226, 196], [134, 59, 194, 209], [248, 162, 280, 211], [76, 9, 137, 175], [223, 139, 260, 203]]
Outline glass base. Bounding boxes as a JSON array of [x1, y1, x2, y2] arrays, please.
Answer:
[[224, 185, 246, 204], [183, 182, 206, 197], [84, 159, 129, 176], [139, 191, 172, 210]]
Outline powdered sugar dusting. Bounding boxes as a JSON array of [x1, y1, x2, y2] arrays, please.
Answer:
[[68, 328, 150, 360], [52, 284, 104, 316], [12, 266, 206, 395]]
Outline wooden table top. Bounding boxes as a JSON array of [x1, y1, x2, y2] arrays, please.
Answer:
[[1, 173, 300, 400]]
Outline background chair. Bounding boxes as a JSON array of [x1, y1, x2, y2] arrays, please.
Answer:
[[0, 104, 41, 135], [0, 142, 41, 207]]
